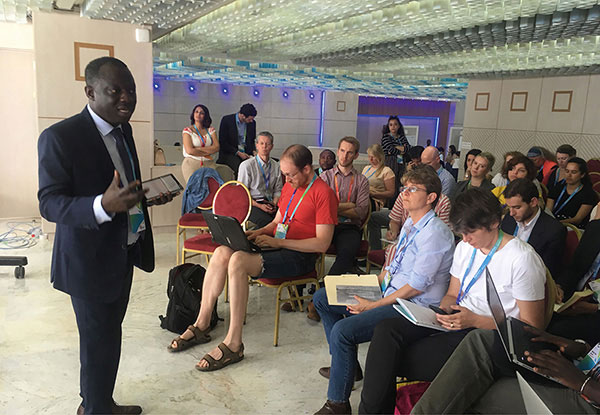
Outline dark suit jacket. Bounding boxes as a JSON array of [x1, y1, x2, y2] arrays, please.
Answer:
[[38, 107, 154, 303], [556, 219, 600, 298], [217, 113, 256, 158], [501, 210, 566, 279]]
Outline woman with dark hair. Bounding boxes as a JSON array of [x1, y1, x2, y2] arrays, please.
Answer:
[[181, 104, 220, 184], [358, 188, 546, 414], [547, 144, 577, 194], [381, 116, 410, 205], [462, 148, 482, 180], [547, 157, 598, 228], [492, 155, 543, 206], [492, 151, 523, 188]]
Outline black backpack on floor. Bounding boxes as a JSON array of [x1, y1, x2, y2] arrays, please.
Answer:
[[159, 263, 220, 334]]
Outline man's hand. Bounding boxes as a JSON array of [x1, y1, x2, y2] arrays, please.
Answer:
[[524, 326, 589, 359], [555, 284, 564, 304], [254, 234, 281, 248], [347, 296, 375, 314], [258, 202, 276, 214], [238, 151, 250, 160], [101, 170, 146, 213], [146, 192, 174, 207], [524, 349, 587, 390]]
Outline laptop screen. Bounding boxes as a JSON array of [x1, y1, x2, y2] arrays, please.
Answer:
[[485, 268, 511, 357]]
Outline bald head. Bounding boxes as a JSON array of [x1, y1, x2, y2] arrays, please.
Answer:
[[421, 146, 441, 170]]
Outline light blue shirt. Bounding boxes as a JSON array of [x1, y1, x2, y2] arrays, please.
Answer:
[[384, 209, 455, 307], [235, 112, 247, 152], [437, 165, 457, 197]]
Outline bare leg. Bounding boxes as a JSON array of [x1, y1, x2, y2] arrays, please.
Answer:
[[170, 246, 233, 349], [197, 250, 262, 368]]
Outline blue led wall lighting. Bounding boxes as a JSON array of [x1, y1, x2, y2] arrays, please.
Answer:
[[318, 91, 325, 147]]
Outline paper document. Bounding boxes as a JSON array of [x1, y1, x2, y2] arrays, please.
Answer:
[[324, 274, 382, 306], [554, 289, 594, 313], [516, 372, 552, 415], [393, 299, 448, 332]]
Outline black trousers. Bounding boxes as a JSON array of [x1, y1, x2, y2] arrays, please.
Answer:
[[217, 153, 243, 177], [358, 317, 472, 414], [547, 310, 600, 346], [248, 205, 275, 229], [71, 265, 133, 414], [328, 224, 362, 275]]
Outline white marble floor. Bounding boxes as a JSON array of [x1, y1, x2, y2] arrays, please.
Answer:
[[0, 226, 371, 414]]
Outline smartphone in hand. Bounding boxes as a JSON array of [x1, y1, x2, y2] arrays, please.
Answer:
[[429, 304, 459, 315]]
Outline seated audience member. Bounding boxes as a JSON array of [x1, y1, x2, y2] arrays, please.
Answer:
[[421, 146, 456, 196], [453, 152, 495, 198], [462, 148, 482, 180], [167, 145, 338, 371], [237, 132, 284, 228], [445, 145, 460, 180], [320, 137, 370, 275], [412, 328, 600, 414], [359, 188, 547, 414], [405, 145, 424, 170], [363, 144, 395, 250], [547, 144, 577, 194], [315, 149, 336, 175], [492, 155, 541, 206], [313, 165, 455, 415], [181, 104, 220, 184], [492, 151, 522, 188], [528, 146, 557, 186], [548, 205, 600, 346], [547, 157, 599, 228], [501, 178, 566, 279]]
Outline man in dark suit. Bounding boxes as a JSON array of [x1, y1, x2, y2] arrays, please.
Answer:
[[217, 103, 257, 176], [38, 57, 171, 414], [501, 178, 566, 279]]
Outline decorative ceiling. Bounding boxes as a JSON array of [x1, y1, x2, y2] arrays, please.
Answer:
[[4, 0, 600, 99]]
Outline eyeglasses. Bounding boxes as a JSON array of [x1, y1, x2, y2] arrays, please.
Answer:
[[400, 186, 428, 194]]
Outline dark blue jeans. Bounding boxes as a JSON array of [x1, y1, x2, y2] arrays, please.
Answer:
[[313, 287, 399, 403]]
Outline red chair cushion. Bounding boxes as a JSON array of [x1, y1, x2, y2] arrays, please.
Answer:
[[179, 213, 207, 227], [325, 240, 369, 257], [368, 249, 385, 266], [395, 381, 431, 415], [257, 270, 318, 286], [183, 234, 219, 252]]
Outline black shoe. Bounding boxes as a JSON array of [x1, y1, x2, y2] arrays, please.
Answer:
[[318, 364, 363, 382], [77, 401, 142, 415], [314, 400, 351, 415]]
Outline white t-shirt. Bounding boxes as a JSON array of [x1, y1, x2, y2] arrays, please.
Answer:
[[182, 127, 213, 162], [450, 238, 546, 319]]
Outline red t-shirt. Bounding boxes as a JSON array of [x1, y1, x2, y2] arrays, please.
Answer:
[[275, 177, 338, 240]]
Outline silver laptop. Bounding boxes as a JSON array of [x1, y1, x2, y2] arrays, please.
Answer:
[[485, 268, 558, 382]]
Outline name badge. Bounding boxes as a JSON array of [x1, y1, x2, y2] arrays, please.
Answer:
[[274, 223, 289, 239], [128, 202, 146, 234]]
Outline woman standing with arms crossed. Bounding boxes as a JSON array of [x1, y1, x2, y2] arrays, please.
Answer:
[[381, 116, 410, 206], [181, 104, 220, 184]]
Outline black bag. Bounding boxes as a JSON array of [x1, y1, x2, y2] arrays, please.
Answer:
[[159, 263, 220, 334]]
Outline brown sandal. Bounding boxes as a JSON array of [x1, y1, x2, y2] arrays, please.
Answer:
[[167, 325, 211, 352], [195, 342, 244, 372]]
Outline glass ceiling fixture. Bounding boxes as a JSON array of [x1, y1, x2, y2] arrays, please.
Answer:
[[0, 0, 53, 23]]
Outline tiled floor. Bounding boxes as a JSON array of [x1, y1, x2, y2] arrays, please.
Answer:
[[0, 226, 371, 414]]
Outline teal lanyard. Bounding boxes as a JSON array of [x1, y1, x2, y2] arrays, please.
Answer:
[[193, 125, 206, 146], [456, 230, 504, 304], [553, 184, 582, 215], [282, 174, 317, 225], [365, 166, 377, 179], [256, 156, 271, 191]]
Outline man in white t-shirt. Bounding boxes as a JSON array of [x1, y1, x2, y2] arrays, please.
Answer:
[[359, 187, 547, 414]]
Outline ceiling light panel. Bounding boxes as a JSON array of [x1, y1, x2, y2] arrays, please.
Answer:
[[0, 0, 53, 23]]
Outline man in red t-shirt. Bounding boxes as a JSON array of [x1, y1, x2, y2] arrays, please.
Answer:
[[167, 144, 338, 372]]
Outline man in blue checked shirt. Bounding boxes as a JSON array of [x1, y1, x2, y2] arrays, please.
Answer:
[[312, 164, 455, 415]]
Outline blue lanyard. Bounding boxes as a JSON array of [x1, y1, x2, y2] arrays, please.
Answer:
[[318, 167, 323, 175], [513, 224, 531, 243], [121, 133, 137, 182], [256, 156, 271, 190], [193, 125, 206, 146], [384, 211, 436, 290], [457, 230, 504, 304], [553, 184, 582, 215], [281, 174, 317, 224], [364, 166, 377, 179]]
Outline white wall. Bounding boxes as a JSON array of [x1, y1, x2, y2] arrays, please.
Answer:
[[0, 23, 38, 219], [154, 80, 358, 158], [462, 76, 600, 176]]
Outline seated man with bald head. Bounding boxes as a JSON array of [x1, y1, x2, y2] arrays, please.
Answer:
[[421, 145, 456, 197]]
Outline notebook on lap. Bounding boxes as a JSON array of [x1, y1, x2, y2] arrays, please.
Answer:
[[485, 268, 558, 382], [201, 211, 279, 253]]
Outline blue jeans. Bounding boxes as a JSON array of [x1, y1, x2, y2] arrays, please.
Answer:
[[312, 287, 399, 403]]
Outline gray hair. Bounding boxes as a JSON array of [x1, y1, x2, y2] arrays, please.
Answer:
[[256, 131, 274, 144]]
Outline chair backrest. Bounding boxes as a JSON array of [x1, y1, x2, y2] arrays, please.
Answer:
[[215, 164, 235, 182], [198, 177, 220, 210], [213, 181, 252, 226], [562, 226, 581, 268], [543, 268, 556, 329], [587, 158, 600, 175], [539, 182, 548, 205], [590, 172, 600, 197]]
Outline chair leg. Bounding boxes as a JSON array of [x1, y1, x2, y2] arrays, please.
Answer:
[[274, 285, 285, 346], [176, 226, 181, 264], [366, 260, 371, 273], [291, 285, 303, 311]]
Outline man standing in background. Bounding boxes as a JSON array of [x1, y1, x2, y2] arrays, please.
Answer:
[[218, 103, 257, 176]]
